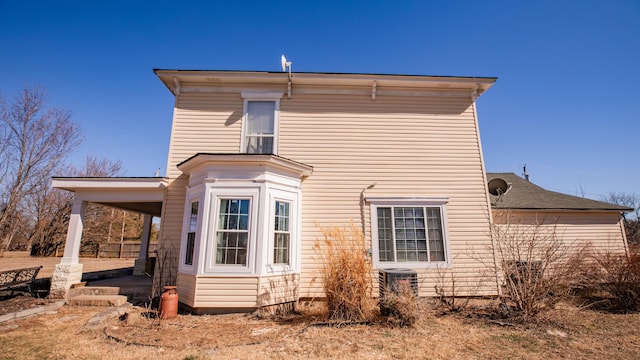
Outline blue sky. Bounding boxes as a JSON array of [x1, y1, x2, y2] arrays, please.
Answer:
[[1, 1, 638, 200]]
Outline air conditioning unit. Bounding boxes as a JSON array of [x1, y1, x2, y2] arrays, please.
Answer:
[[379, 268, 418, 315]]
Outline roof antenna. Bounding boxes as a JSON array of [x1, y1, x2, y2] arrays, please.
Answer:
[[523, 164, 530, 182]]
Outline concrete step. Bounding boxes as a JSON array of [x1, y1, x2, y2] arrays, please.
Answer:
[[68, 286, 121, 297], [68, 294, 128, 307]]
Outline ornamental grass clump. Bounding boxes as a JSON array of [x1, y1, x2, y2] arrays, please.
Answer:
[[315, 221, 376, 322]]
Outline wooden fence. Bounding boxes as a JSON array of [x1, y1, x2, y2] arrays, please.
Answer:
[[55, 242, 158, 258]]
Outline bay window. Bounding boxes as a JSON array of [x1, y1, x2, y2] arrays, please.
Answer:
[[177, 154, 311, 277]]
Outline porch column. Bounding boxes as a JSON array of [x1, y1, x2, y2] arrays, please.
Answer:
[[134, 214, 153, 275], [50, 197, 86, 297]]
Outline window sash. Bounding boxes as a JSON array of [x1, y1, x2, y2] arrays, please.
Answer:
[[184, 201, 199, 266], [273, 200, 291, 265], [215, 199, 250, 265], [377, 206, 445, 263], [245, 135, 274, 154]]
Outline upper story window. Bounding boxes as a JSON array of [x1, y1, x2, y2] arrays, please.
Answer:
[[246, 101, 275, 153], [370, 198, 450, 269], [241, 91, 282, 155]]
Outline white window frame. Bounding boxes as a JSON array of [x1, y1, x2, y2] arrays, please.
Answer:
[[273, 199, 291, 265], [240, 91, 283, 155], [204, 188, 260, 274], [179, 197, 201, 274], [369, 198, 451, 269], [266, 189, 299, 274]]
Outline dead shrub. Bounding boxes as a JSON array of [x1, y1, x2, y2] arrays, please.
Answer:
[[571, 248, 640, 312], [491, 213, 572, 320], [381, 281, 421, 327], [314, 221, 376, 322], [434, 267, 476, 312]]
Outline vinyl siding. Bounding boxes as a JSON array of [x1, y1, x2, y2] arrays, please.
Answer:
[[492, 210, 627, 254], [166, 93, 243, 179], [258, 274, 299, 306], [193, 276, 259, 308], [177, 272, 196, 306], [160, 88, 498, 307], [279, 94, 496, 297]]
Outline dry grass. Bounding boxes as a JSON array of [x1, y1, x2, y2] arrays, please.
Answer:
[[314, 222, 376, 322], [2, 301, 640, 359]]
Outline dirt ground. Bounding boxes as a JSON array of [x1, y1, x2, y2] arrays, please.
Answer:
[[2, 252, 640, 359], [1, 301, 640, 359]]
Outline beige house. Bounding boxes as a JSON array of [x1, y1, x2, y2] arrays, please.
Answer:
[[49, 69, 630, 313], [487, 172, 630, 255]]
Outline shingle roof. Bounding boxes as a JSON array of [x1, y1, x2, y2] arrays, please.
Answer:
[[486, 173, 632, 211]]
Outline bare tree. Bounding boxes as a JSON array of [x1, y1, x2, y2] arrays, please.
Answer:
[[0, 84, 82, 252], [604, 192, 639, 246], [29, 156, 125, 256]]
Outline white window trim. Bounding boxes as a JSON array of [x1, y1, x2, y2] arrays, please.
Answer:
[[240, 91, 283, 155], [204, 188, 260, 274], [369, 197, 451, 269], [266, 189, 299, 274], [179, 197, 201, 274]]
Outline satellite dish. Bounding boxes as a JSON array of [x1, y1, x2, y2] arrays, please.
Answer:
[[488, 178, 510, 196], [280, 54, 292, 76]]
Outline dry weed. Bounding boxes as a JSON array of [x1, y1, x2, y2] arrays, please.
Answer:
[[380, 282, 421, 327], [314, 221, 376, 322], [570, 247, 640, 312]]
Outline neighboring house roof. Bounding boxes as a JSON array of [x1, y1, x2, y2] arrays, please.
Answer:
[[486, 173, 632, 212]]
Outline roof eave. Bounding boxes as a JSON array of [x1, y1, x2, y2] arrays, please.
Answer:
[[154, 69, 496, 98]]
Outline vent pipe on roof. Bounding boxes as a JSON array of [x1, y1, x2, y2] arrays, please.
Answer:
[[523, 164, 530, 182]]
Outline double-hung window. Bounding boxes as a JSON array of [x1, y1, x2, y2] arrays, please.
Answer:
[[371, 199, 449, 268], [245, 101, 275, 154], [216, 199, 250, 265], [241, 91, 282, 154], [273, 200, 291, 265], [184, 201, 199, 266]]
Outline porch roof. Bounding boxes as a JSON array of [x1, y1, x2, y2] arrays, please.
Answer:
[[51, 177, 168, 217]]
